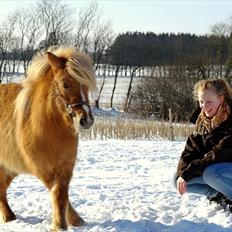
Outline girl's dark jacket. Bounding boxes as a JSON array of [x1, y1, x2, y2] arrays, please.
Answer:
[[176, 105, 232, 182]]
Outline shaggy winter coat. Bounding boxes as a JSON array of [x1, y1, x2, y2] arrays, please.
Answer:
[[176, 103, 232, 182]]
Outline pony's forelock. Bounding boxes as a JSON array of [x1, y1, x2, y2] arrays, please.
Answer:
[[66, 57, 96, 91]]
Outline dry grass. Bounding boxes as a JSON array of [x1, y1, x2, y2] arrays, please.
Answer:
[[80, 116, 194, 140]]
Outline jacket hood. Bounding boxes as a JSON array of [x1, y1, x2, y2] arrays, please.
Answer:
[[189, 106, 201, 124]]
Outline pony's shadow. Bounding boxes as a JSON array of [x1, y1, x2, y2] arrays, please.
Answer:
[[17, 215, 45, 225]]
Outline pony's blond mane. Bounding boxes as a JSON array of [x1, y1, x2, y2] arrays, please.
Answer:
[[14, 47, 96, 128], [26, 47, 96, 89]]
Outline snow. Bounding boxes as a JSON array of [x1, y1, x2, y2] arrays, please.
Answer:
[[1, 139, 232, 231]]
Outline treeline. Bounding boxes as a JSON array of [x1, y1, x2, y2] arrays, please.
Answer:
[[109, 32, 229, 66], [2, 31, 230, 76]]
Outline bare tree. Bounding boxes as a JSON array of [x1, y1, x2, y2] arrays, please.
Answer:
[[110, 66, 120, 108], [12, 7, 43, 73], [37, 0, 73, 49], [95, 64, 107, 108], [92, 18, 114, 70], [0, 13, 17, 82], [10, 38, 21, 74], [124, 66, 139, 111], [74, 2, 97, 52], [92, 17, 114, 108], [73, 2, 114, 53], [210, 15, 232, 36], [210, 22, 228, 37]]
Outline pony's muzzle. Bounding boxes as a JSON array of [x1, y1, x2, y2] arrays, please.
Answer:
[[79, 104, 94, 130], [80, 116, 94, 129]]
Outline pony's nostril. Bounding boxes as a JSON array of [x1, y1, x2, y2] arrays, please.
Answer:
[[80, 117, 85, 127], [80, 117, 94, 128]]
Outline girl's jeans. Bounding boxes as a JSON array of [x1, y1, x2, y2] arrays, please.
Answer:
[[186, 162, 232, 199]]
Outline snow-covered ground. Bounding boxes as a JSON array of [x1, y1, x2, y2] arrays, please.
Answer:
[[1, 139, 232, 232]]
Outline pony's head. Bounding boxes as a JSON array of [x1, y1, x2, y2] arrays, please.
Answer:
[[18, 47, 97, 132], [46, 49, 96, 131]]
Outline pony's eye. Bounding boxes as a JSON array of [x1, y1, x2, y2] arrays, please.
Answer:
[[63, 81, 70, 89]]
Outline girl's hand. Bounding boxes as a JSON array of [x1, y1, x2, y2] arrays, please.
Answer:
[[176, 176, 187, 195]]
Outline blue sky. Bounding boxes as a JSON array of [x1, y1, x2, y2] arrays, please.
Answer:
[[0, 0, 232, 35]]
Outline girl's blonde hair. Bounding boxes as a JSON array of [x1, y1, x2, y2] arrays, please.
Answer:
[[193, 78, 232, 103]]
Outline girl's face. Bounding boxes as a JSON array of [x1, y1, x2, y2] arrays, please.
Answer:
[[198, 89, 224, 118]]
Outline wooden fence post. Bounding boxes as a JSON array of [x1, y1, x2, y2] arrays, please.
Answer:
[[169, 108, 174, 141]]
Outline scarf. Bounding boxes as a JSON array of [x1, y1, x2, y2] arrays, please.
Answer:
[[194, 102, 230, 134]]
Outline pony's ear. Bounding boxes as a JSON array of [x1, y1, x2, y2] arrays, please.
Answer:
[[47, 52, 66, 70]]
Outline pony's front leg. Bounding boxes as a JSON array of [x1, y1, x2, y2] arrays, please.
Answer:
[[50, 181, 69, 231]]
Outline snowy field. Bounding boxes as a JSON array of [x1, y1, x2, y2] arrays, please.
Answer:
[[1, 139, 232, 232], [97, 76, 141, 109]]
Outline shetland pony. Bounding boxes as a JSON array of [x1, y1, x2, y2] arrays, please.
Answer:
[[0, 47, 96, 230]]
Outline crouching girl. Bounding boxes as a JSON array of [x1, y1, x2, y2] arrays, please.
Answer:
[[176, 79, 232, 208]]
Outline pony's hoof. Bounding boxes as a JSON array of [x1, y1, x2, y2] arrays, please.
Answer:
[[68, 214, 85, 227], [1, 212, 16, 223], [77, 216, 85, 226]]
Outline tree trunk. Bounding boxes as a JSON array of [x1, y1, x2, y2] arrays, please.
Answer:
[[124, 66, 139, 111], [95, 64, 107, 108], [110, 66, 120, 108]]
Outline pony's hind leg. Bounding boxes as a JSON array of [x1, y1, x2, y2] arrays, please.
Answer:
[[0, 166, 17, 223], [67, 202, 85, 227]]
